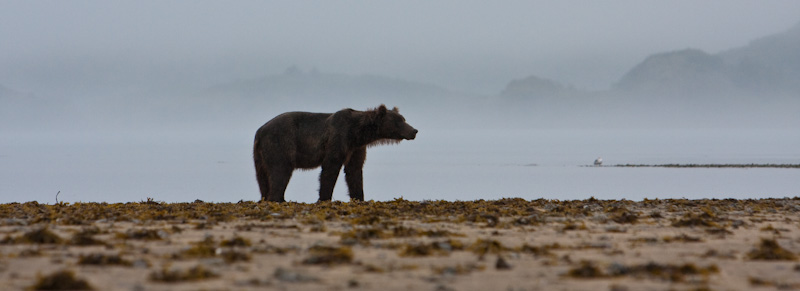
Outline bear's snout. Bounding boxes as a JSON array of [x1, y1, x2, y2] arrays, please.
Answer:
[[405, 128, 418, 140]]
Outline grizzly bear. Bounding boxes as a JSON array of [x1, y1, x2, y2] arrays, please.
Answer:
[[253, 105, 417, 202]]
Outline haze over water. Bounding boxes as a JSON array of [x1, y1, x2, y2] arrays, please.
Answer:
[[2, 128, 798, 204]]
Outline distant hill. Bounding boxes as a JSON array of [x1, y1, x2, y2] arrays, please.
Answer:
[[206, 67, 454, 109], [614, 49, 735, 98], [198, 67, 479, 129], [499, 75, 577, 101], [614, 22, 800, 99], [5, 21, 799, 130], [499, 21, 800, 102], [720, 21, 800, 95], [494, 21, 800, 128]]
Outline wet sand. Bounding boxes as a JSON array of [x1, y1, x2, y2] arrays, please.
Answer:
[[1, 198, 799, 290]]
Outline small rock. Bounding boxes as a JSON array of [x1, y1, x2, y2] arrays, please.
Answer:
[[274, 267, 319, 283], [496, 256, 512, 270]]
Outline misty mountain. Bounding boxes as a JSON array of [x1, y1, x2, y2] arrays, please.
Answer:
[[614, 49, 735, 98], [206, 67, 455, 108], [720, 21, 800, 95], [494, 22, 800, 128], [4, 20, 800, 131], [195, 67, 480, 130], [500, 21, 800, 103], [499, 75, 578, 101], [498, 49, 738, 104], [615, 21, 800, 99]]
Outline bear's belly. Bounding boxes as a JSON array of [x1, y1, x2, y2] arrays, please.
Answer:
[[293, 151, 324, 170]]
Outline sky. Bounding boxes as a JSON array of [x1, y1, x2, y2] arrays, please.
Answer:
[[1, 1, 800, 95]]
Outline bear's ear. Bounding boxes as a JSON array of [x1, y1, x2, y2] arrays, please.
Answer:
[[377, 104, 387, 118], [392, 106, 399, 113]]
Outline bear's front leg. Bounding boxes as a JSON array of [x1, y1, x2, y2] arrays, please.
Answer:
[[344, 148, 366, 201], [318, 158, 344, 201]]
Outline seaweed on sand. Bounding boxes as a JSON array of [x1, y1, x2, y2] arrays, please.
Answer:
[[149, 265, 219, 283], [469, 239, 507, 257], [116, 228, 166, 241], [671, 212, 720, 228], [177, 236, 250, 263], [78, 253, 132, 266], [179, 237, 217, 258], [566, 261, 719, 282], [747, 239, 797, 261], [607, 206, 639, 224], [14, 227, 63, 244], [566, 261, 605, 278], [302, 245, 353, 265], [340, 227, 389, 245], [432, 263, 486, 276], [29, 270, 94, 290], [69, 228, 105, 246], [220, 235, 251, 247], [397, 240, 463, 257]]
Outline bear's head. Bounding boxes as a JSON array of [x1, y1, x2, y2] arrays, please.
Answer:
[[372, 104, 417, 141]]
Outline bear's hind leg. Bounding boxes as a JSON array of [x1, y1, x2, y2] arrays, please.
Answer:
[[255, 165, 271, 202], [266, 165, 292, 202]]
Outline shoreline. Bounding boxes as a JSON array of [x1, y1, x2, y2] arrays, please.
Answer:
[[611, 164, 800, 168], [2, 198, 799, 290]]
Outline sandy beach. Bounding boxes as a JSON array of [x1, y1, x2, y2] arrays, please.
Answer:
[[2, 198, 799, 290]]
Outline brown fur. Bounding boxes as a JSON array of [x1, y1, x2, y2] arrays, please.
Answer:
[[253, 105, 417, 202]]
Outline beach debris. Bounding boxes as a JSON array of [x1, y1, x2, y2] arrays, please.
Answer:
[[10, 227, 63, 244], [469, 239, 507, 257], [608, 206, 639, 224], [220, 235, 251, 247], [220, 249, 252, 263], [302, 245, 353, 265], [149, 264, 218, 283], [518, 243, 558, 258], [2, 198, 800, 290], [398, 240, 463, 257], [671, 212, 720, 228], [663, 233, 703, 243], [567, 261, 605, 278], [340, 227, 388, 245], [69, 228, 105, 246], [495, 256, 512, 270], [749, 277, 800, 289], [179, 237, 217, 258], [117, 228, 167, 241], [273, 267, 320, 283], [747, 239, 797, 261], [29, 270, 94, 290], [78, 253, 132, 266], [566, 261, 719, 282], [432, 263, 485, 276]]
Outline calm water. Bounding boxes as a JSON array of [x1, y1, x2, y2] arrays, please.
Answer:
[[1, 129, 799, 203]]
